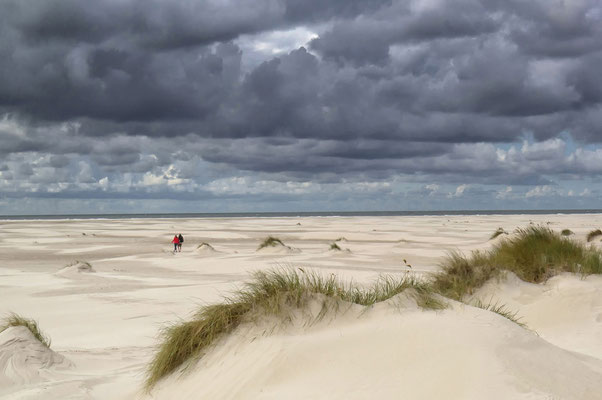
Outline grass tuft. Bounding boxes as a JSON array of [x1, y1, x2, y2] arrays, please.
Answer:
[[329, 242, 342, 251], [471, 299, 528, 329], [586, 229, 602, 242], [0, 313, 51, 348], [146, 269, 444, 389], [490, 227, 507, 240], [432, 225, 602, 300], [561, 229, 573, 236], [258, 236, 285, 250]]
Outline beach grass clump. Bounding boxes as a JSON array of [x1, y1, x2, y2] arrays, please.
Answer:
[[490, 227, 507, 240], [329, 242, 342, 251], [0, 313, 51, 348], [146, 268, 444, 389], [561, 229, 574, 236], [258, 236, 285, 250], [432, 226, 602, 300], [471, 299, 527, 329], [586, 229, 602, 242]]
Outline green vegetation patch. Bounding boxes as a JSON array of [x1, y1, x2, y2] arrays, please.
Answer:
[[471, 299, 528, 329], [146, 269, 445, 389], [258, 236, 285, 250], [0, 313, 51, 348], [432, 226, 602, 300], [490, 227, 507, 240], [586, 229, 602, 242]]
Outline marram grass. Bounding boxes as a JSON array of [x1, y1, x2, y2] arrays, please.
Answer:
[[432, 226, 602, 300], [586, 229, 602, 242], [0, 313, 51, 348], [490, 227, 507, 240], [258, 236, 285, 250], [146, 269, 445, 389], [471, 299, 528, 329], [147, 225, 602, 389], [329, 242, 342, 251]]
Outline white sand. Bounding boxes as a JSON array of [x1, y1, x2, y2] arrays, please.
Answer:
[[0, 214, 601, 399]]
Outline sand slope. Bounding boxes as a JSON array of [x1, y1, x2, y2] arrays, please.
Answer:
[[140, 293, 602, 400], [0, 326, 72, 389], [473, 272, 602, 359]]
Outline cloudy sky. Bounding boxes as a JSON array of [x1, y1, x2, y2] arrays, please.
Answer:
[[1, 0, 601, 214]]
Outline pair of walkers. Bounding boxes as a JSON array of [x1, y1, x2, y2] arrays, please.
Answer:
[[172, 234, 184, 252]]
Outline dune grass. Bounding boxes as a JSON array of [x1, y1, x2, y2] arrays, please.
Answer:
[[147, 224, 602, 389], [432, 226, 602, 300], [561, 229, 573, 236], [471, 299, 528, 329], [0, 313, 51, 348], [490, 227, 507, 240], [146, 268, 445, 389], [586, 229, 602, 242], [258, 236, 285, 250], [329, 242, 342, 251]]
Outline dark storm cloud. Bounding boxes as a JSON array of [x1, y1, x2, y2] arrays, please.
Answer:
[[0, 0, 601, 193]]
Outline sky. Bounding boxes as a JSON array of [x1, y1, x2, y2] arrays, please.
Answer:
[[0, 0, 601, 214]]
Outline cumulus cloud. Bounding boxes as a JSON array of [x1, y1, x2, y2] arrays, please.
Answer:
[[0, 0, 601, 212]]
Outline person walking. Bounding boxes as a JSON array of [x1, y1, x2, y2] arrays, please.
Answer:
[[172, 235, 179, 253], [177, 233, 184, 252]]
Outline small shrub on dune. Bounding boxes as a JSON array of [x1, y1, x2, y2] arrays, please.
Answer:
[[586, 229, 602, 242], [0, 313, 51, 348], [329, 242, 342, 251], [489, 227, 507, 240], [258, 236, 285, 250], [561, 229, 573, 236], [146, 269, 444, 389], [432, 226, 602, 300]]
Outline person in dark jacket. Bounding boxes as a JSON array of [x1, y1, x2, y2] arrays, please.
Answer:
[[177, 234, 184, 252]]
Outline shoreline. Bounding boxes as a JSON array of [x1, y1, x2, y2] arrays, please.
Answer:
[[3, 209, 602, 221]]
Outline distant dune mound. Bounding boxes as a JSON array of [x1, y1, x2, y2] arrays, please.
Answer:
[[256, 237, 299, 254], [196, 243, 220, 255], [327, 242, 351, 254], [55, 261, 95, 277], [256, 243, 299, 254], [0, 326, 72, 387]]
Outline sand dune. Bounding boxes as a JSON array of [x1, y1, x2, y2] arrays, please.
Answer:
[[0, 326, 72, 388], [473, 272, 602, 359], [140, 290, 602, 400], [55, 260, 96, 277], [195, 242, 221, 255], [0, 214, 601, 399]]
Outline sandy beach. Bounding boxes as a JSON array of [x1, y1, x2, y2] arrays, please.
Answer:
[[1, 214, 601, 399]]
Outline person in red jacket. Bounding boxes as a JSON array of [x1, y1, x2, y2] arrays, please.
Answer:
[[171, 235, 179, 253]]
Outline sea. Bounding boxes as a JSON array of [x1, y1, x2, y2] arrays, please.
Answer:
[[2, 210, 602, 220]]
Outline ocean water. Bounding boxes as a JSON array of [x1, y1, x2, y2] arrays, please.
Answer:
[[2, 209, 602, 220]]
